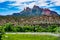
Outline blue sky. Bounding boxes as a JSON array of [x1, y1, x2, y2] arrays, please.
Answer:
[[0, 0, 60, 15]]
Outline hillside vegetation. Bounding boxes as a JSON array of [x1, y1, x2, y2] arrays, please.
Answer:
[[0, 23, 60, 32]]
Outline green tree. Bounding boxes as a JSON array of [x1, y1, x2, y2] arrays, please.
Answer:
[[56, 27, 60, 33], [0, 26, 5, 40], [4, 22, 14, 32]]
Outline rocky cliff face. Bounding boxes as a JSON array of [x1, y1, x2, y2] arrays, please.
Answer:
[[12, 5, 59, 17]]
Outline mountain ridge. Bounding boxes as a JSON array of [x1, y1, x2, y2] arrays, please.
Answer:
[[11, 5, 59, 17]]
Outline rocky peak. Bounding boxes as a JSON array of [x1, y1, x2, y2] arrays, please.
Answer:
[[13, 13, 20, 16], [33, 5, 41, 10], [44, 8, 50, 11], [42, 8, 51, 15], [24, 7, 31, 11], [50, 11, 59, 16]]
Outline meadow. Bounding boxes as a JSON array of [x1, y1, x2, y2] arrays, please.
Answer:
[[0, 23, 60, 40], [2, 34, 59, 40]]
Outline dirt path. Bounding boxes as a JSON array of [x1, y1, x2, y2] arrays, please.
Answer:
[[5, 32, 60, 37]]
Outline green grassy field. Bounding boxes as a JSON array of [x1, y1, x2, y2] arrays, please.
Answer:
[[2, 34, 58, 40]]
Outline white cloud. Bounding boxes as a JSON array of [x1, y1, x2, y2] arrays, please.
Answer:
[[0, 0, 49, 8], [9, 0, 33, 2], [0, 0, 60, 7], [25, 2, 36, 8], [8, 0, 35, 9], [0, 0, 60, 11], [36, 0, 48, 6], [8, 0, 34, 5], [50, 0, 60, 6], [0, 0, 5, 2], [8, 0, 34, 8]]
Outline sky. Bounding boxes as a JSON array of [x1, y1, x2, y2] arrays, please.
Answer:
[[0, 0, 60, 15]]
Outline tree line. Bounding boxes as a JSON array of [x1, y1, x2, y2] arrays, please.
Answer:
[[0, 22, 60, 33]]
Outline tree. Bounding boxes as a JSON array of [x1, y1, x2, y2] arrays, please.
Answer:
[[56, 27, 60, 33], [4, 22, 14, 32], [0, 26, 5, 40]]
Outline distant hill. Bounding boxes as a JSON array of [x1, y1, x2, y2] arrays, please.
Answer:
[[0, 5, 60, 25]]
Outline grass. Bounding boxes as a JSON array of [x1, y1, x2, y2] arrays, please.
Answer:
[[2, 34, 58, 40]]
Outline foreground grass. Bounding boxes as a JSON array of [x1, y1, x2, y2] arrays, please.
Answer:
[[2, 34, 58, 40]]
